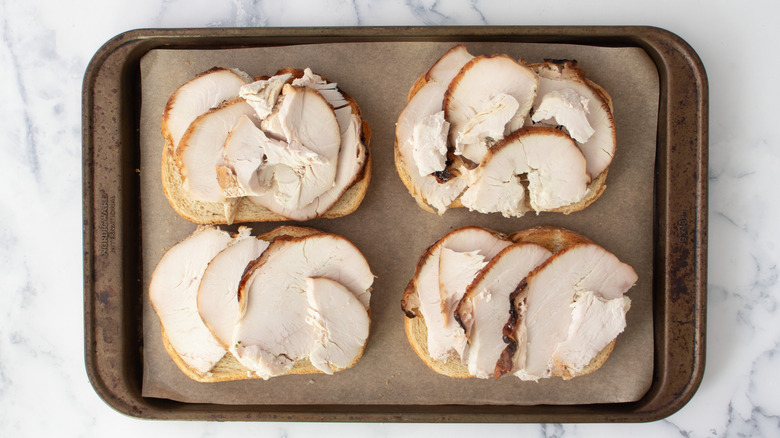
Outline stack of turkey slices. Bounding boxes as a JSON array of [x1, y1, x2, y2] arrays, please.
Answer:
[[395, 45, 615, 217], [161, 67, 371, 224], [401, 226, 636, 380], [149, 225, 374, 382]]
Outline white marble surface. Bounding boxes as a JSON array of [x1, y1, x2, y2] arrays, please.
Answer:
[[1, 0, 778, 436]]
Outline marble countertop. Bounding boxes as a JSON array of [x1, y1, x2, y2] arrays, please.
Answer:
[[2, 0, 778, 436]]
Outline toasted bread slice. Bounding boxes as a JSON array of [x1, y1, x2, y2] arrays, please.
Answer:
[[161, 70, 371, 224], [395, 47, 613, 217], [403, 226, 625, 379], [158, 225, 370, 382]]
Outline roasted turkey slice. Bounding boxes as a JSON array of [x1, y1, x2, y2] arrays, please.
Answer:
[[177, 97, 257, 212], [162, 67, 250, 152], [401, 227, 513, 362], [230, 233, 373, 379], [529, 61, 616, 179], [455, 242, 552, 378], [148, 227, 234, 375], [196, 228, 270, 347], [394, 46, 475, 214], [305, 277, 371, 374], [460, 127, 590, 217], [444, 55, 538, 165], [513, 243, 637, 380]]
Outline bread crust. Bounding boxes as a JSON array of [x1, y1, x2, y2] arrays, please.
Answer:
[[162, 328, 368, 383], [404, 315, 472, 379], [158, 225, 369, 382], [161, 71, 371, 224], [403, 226, 622, 380]]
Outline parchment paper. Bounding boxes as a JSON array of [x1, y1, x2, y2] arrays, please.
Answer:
[[139, 41, 658, 406]]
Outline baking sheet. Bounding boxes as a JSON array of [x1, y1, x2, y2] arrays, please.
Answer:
[[139, 41, 658, 405]]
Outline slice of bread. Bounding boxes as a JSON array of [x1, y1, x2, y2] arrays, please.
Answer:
[[403, 226, 622, 380], [404, 311, 472, 379], [394, 47, 614, 217], [161, 72, 371, 225], [158, 225, 369, 382]]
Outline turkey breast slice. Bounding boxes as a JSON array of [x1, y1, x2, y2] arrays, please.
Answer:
[[551, 291, 631, 378], [395, 46, 475, 214], [251, 85, 341, 211], [460, 127, 590, 217], [248, 109, 366, 221], [306, 277, 371, 374], [239, 73, 292, 120], [218, 114, 320, 198], [162, 67, 250, 152], [516, 243, 637, 380], [402, 227, 513, 362], [396, 81, 468, 213], [230, 233, 373, 378], [456, 242, 552, 379], [246, 69, 367, 221], [178, 97, 257, 204], [149, 227, 233, 375], [426, 44, 476, 83], [444, 55, 537, 165], [529, 61, 616, 179], [197, 228, 270, 347]]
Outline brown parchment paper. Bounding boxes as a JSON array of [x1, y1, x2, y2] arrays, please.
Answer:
[[139, 41, 658, 406]]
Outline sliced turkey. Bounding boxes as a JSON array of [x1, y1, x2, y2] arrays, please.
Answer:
[[196, 228, 270, 347], [148, 227, 233, 375], [281, 70, 368, 220], [177, 97, 257, 211], [460, 127, 590, 217], [456, 243, 552, 378], [240, 85, 341, 211], [306, 277, 371, 374], [438, 248, 486, 328], [426, 44, 476, 83], [395, 46, 474, 214], [401, 227, 513, 362], [233, 69, 367, 221], [402, 226, 637, 381], [531, 88, 594, 143], [217, 115, 289, 198], [249, 106, 367, 220], [230, 233, 373, 379], [162, 67, 250, 152], [444, 55, 537, 165], [396, 82, 468, 213], [239, 73, 292, 119], [292, 68, 349, 114], [514, 243, 637, 380], [452, 94, 520, 161], [412, 111, 450, 177], [278, 111, 367, 220], [551, 291, 631, 378], [529, 61, 616, 179], [162, 66, 370, 224]]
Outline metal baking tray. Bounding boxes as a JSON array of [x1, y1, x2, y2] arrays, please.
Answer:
[[83, 26, 707, 422]]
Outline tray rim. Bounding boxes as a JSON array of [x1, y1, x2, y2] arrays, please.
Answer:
[[82, 25, 707, 423]]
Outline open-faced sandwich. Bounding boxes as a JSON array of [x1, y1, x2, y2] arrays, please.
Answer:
[[149, 225, 374, 382], [395, 45, 616, 217], [401, 226, 636, 380], [161, 67, 371, 224]]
